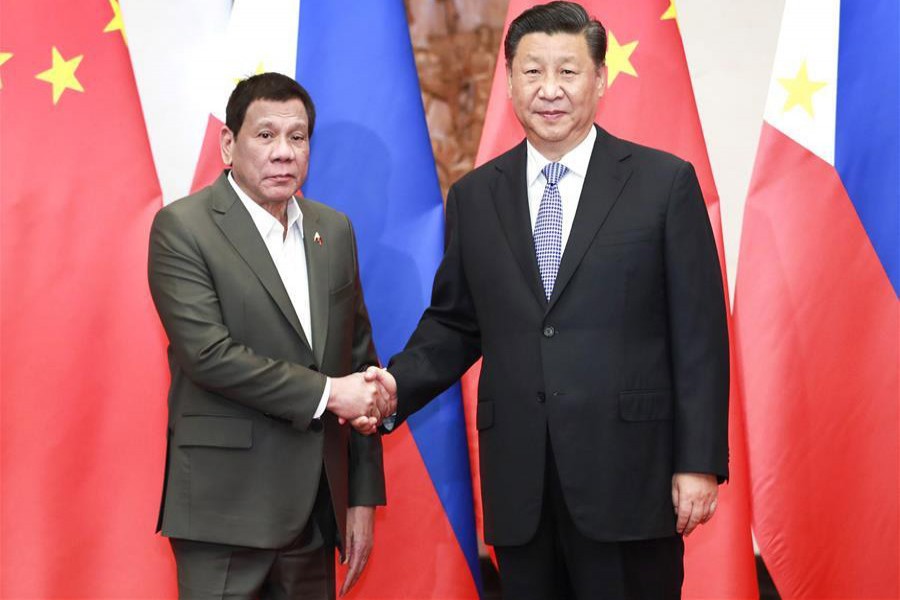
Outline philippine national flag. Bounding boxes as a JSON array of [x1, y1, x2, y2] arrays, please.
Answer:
[[734, 0, 898, 597], [124, 0, 482, 598]]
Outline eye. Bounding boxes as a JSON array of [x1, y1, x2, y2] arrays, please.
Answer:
[[524, 68, 540, 75], [259, 131, 272, 139], [562, 69, 576, 75], [291, 133, 307, 142]]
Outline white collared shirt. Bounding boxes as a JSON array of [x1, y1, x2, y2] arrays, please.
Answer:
[[228, 173, 330, 418], [525, 125, 597, 253]]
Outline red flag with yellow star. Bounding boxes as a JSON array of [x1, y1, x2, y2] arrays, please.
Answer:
[[0, 1, 174, 597], [467, 1, 758, 597]]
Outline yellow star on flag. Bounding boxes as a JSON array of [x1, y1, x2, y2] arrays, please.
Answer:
[[35, 47, 84, 104], [661, 1, 677, 21], [778, 60, 827, 117], [0, 52, 12, 90], [605, 31, 638, 87], [234, 62, 267, 85], [103, 0, 128, 45]]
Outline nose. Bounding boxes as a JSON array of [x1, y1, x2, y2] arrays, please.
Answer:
[[271, 134, 295, 161], [538, 73, 563, 100]]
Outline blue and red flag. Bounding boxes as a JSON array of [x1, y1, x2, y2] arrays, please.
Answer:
[[297, 3, 482, 598], [735, 0, 898, 596]]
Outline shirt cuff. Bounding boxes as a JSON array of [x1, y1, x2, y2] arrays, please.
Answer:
[[382, 413, 397, 431], [313, 377, 331, 419]]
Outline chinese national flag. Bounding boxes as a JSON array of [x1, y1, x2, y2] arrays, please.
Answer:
[[466, 1, 758, 597], [0, 0, 173, 597]]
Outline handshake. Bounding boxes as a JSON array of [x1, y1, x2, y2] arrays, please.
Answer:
[[326, 366, 398, 435]]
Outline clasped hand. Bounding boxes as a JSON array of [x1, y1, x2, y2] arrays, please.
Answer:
[[327, 367, 398, 435]]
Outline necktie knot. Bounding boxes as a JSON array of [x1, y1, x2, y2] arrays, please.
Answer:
[[542, 162, 568, 187]]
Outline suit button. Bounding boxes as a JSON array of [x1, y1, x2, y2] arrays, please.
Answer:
[[542, 326, 556, 338], [309, 418, 324, 432], [536, 392, 546, 403]]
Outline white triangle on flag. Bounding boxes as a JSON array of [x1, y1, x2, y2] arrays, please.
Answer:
[[763, 0, 839, 166]]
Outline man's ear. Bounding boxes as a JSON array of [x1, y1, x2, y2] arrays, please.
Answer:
[[596, 64, 608, 98], [506, 64, 513, 99], [220, 126, 235, 166]]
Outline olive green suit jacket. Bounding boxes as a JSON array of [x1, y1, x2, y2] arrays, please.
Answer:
[[148, 172, 385, 550]]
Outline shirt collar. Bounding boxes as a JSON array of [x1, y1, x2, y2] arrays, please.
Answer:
[[228, 171, 304, 239], [526, 125, 597, 186]]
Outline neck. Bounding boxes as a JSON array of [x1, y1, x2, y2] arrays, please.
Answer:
[[259, 200, 289, 230], [529, 126, 593, 162]]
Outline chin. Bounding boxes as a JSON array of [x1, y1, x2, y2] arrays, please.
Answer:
[[534, 129, 569, 143]]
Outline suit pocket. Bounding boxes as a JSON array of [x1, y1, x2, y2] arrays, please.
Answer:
[[476, 401, 494, 430], [619, 390, 673, 422], [329, 279, 355, 303], [594, 227, 657, 246], [175, 415, 253, 448]]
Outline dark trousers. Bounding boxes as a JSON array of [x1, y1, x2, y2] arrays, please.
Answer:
[[170, 475, 336, 600], [494, 438, 684, 600]]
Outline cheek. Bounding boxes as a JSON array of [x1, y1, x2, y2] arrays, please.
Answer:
[[512, 90, 535, 114], [296, 150, 310, 170]]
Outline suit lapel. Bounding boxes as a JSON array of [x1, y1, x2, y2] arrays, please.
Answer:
[[547, 127, 633, 313], [210, 173, 313, 352], [491, 142, 548, 308], [299, 199, 329, 367]]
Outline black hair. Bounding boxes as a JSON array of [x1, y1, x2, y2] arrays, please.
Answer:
[[225, 72, 316, 138], [504, 1, 606, 68]]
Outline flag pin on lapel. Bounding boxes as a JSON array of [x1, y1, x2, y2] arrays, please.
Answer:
[[314, 232, 323, 246]]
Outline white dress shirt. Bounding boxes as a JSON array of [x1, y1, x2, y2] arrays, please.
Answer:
[[525, 125, 597, 252], [228, 174, 331, 418]]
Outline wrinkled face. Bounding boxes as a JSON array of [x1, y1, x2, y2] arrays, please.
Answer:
[[220, 98, 309, 206], [507, 32, 606, 159]]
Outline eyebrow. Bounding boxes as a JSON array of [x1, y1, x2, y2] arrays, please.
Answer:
[[254, 118, 308, 129], [520, 53, 580, 63]]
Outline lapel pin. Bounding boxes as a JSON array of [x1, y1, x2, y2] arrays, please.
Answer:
[[314, 231, 324, 246]]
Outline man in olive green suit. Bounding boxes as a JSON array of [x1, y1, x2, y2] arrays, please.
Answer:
[[148, 73, 388, 599]]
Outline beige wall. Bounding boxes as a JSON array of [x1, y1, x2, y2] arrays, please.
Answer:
[[406, 0, 507, 196]]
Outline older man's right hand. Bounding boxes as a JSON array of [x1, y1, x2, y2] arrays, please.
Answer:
[[327, 372, 388, 435]]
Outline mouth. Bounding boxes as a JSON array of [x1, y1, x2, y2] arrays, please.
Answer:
[[536, 110, 567, 122], [267, 174, 296, 184]]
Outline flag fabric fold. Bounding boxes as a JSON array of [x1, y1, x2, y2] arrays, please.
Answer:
[[297, 2, 482, 597], [735, 0, 899, 597]]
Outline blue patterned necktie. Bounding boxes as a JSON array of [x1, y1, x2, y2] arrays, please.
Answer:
[[534, 162, 568, 300]]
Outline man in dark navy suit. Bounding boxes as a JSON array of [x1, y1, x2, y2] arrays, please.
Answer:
[[374, 3, 729, 598]]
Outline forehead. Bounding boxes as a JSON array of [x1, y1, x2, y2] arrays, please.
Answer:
[[513, 32, 591, 64], [244, 98, 308, 126]]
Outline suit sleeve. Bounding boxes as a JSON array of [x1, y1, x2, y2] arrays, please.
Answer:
[[148, 207, 325, 431], [664, 162, 730, 480], [344, 217, 386, 506], [387, 185, 482, 429]]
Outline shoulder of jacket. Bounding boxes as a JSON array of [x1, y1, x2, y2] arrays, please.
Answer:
[[605, 131, 690, 174], [157, 184, 217, 220], [300, 196, 351, 226], [449, 142, 522, 197]]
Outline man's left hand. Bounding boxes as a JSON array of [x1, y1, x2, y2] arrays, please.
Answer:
[[340, 506, 375, 596], [671, 473, 718, 536]]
